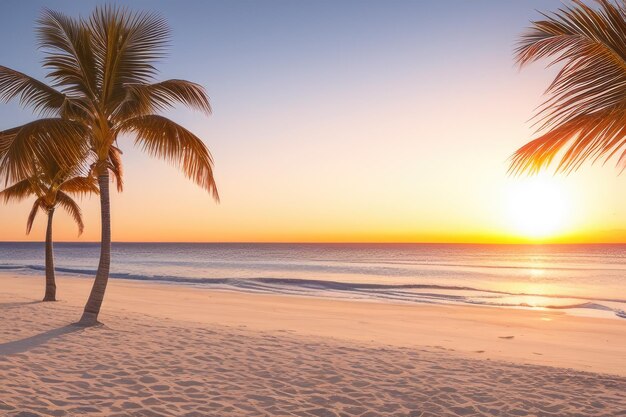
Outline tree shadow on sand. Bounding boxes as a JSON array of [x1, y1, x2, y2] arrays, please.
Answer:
[[0, 324, 85, 355], [0, 300, 42, 309]]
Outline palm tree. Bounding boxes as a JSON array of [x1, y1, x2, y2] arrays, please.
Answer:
[[0, 6, 219, 325], [510, 0, 626, 174], [0, 163, 98, 301]]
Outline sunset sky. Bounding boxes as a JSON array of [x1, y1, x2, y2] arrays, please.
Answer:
[[1, 0, 626, 243]]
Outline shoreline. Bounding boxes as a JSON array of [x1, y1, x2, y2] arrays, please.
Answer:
[[1, 272, 625, 376], [3, 266, 625, 321]]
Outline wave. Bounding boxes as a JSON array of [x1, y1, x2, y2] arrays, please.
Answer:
[[340, 259, 626, 273], [2, 263, 625, 319]]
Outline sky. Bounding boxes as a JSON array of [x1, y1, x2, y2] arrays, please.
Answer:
[[1, 0, 626, 243]]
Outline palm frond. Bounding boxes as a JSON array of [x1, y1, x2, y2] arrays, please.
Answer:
[[115, 79, 211, 119], [26, 197, 44, 235], [0, 66, 67, 116], [517, 0, 626, 130], [37, 8, 98, 100], [0, 179, 35, 203], [108, 146, 124, 192], [512, 0, 626, 174], [58, 96, 93, 122], [120, 115, 219, 200], [89, 5, 169, 105], [59, 175, 99, 197], [510, 109, 626, 174], [0, 119, 88, 185], [56, 190, 84, 234]]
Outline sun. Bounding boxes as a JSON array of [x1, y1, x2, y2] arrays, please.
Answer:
[[505, 175, 571, 239]]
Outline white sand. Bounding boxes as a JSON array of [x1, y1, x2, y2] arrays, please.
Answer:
[[1, 272, 625, 416]]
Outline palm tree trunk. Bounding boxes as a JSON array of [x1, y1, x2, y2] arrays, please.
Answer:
[[79, 171, 111, 325], [43, 208, 56, 302]]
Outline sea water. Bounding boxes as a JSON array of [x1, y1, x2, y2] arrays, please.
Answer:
[[1, 242, 625, 319]]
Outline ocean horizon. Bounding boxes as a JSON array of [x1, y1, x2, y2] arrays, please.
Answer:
[[2, 242, 625, 319]]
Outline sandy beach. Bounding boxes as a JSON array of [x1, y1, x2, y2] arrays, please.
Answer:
[[1, 272, 625, 417]]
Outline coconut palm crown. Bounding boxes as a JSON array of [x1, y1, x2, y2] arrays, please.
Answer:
[[0, 6, 219, 324], [510, 0, 626, 174]]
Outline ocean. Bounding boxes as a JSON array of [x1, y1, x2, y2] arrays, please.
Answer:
[[1, 242, 625, 319]]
